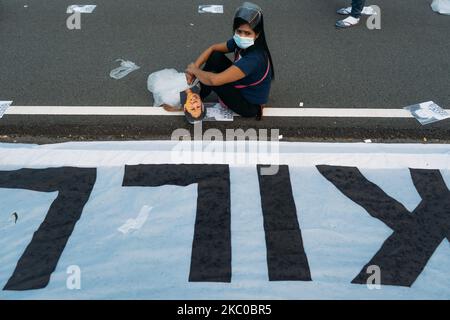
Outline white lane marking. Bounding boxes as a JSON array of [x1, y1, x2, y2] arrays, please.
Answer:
[[5, 106, 450, 118], [6, 106, 184, 116]]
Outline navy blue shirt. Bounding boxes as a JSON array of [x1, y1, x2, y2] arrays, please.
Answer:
[[226, 38, 272, 105]]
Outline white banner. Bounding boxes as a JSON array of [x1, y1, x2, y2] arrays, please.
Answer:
[[0, 141, 449, 299]]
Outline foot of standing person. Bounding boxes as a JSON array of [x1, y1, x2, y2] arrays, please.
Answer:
[[337, 6, 377, 16], [335, 16, 360, 29]]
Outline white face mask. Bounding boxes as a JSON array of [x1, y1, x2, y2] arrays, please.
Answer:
[[233, 33, 255, 49]]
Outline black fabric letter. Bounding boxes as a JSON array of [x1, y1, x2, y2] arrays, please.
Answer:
[[257, 165, 312, 281], [123, 164, 231, 283], [317, 166, 450, 287], [0, 167, 97, 291]]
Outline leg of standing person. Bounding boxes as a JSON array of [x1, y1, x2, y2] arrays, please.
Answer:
[[351, 0, 366, 18]]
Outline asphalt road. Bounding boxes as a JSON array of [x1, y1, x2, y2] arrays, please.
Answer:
[[0, 0, 449, 142], [1, 0, 449, 108]]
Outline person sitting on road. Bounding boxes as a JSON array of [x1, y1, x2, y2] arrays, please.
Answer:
[[184, 2, 275, 120]]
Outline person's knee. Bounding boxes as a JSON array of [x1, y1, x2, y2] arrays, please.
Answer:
[[206, 51, 227, 69], [209, 51, 226, 62]]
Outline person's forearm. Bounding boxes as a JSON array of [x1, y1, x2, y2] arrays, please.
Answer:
[[193, 69, 215, 86], [194, 46, 214, 68]]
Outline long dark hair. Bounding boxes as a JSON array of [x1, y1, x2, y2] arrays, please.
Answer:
[[233, 16, 275, 80]]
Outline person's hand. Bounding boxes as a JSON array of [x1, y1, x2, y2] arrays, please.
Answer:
[[185, 72, 195, 85], [186, 63, 200, 77]]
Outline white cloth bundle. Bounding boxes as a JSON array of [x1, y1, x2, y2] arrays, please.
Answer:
[[147, 69, 191, 107]]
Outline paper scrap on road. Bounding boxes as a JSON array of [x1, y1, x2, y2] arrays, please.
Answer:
[[0, 101, 13, 119], [404, 101, 450, 125], [204, 103, 235, 121], [110, 59, 140, 80], [198, 5, 224, 14], [67, 5, 97, 14], [118, 206, 152, 235]]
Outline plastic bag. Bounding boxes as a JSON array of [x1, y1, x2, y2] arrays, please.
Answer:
[[109, 59, 140, 80], [147, 69, 191, 107], [431, 0, 450, 15]]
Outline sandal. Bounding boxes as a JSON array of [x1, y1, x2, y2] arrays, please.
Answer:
[[337, 6, 377, 16], [335, 17, 360, 29], [337, 7, 353, 15]]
